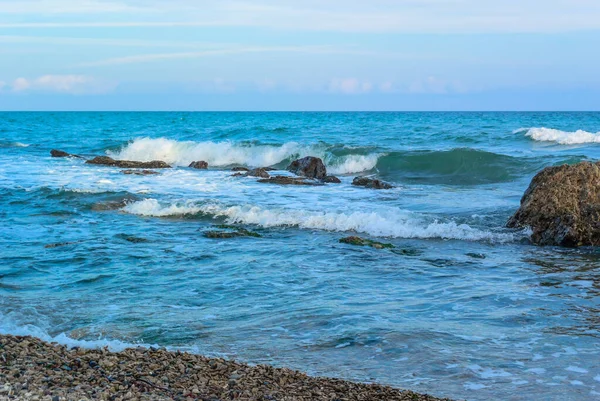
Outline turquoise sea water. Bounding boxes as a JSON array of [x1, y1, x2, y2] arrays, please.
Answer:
[[1, 112, 600, 400]]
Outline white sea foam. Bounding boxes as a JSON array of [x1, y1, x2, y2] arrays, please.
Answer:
[[121, 199, 516, 242], [518, 127, 600, 145], [0, 315, 148, 352], [108, 137, 379, 174], [122, 199, 202, 217]]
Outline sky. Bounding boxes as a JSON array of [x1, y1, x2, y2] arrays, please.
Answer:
[[0, 0, 599, 111]]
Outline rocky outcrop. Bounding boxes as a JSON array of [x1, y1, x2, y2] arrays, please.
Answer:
[[507, 162, 600, 247], [121, 170, 160, 176], [189, 161, 208, 169], [247, 168, 270, 178], [322, 175, 341, 184], [257, 176, 324, 186], [232, 167, 250, 172], [287, 156, 327, 179], [339, 236, 394, 249], [86, 156, 171, 169], [352, 177, 393, 189], [50, 149, 84, 159]]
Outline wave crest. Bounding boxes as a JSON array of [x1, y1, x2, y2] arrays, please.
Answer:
[[108, 138, 378, 174], [518, 127, 600, 145], [121, 199, 516, 242]]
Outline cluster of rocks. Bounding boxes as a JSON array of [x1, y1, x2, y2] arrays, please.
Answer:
[[339, 236, 394, 249], [0, 334, 450, 401], [203, 225, 262, 239]]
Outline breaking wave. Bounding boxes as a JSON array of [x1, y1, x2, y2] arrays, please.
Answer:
[[109, 137, 379, 175], [517, 127, 600, 145], [121, 199, 517, 242]]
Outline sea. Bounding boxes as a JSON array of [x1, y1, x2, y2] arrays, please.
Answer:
[[1, 112, 600, 400]]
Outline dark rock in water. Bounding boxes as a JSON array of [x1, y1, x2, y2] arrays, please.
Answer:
[[247, 168, 270, 178], [204, 225, 262, 239], [322, 175, 341, 184], [466, 252, 486, 259], [507, 162, 600, 247], [257, 176, 323, 186], [50, 149, 84, 159], [86, 156, 171, 169], [352, 177, 393, 189], [232, 167, 250, 172], [262, 167, 277, 171], [121, 169, 159, 176], [115, 234, 149, 243], [287, 156, 327, 179], [189, 160, 208, 169], [339, 236, 394, 249], [45, 241, 79, 249]]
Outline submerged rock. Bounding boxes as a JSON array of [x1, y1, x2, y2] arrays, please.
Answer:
[[507, 162, 600, 247], [189, 160, 208, 169], [231, 166, 250, 172], [258, 176, 324, 186], [322, 175, 341, 184], [287, 156, 327, 179], [352, 177, 394, 189], [339, 236, 394, 249], [204, 225, 262, 238], [121, 169, 159, 176], [86, 156, 171, 169], [44, 241, 79, 249], [50, 149, 84, 159]]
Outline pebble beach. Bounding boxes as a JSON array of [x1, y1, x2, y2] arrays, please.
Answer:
[[0, 335, 452, 401]]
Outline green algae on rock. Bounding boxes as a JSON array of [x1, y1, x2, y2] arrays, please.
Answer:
[[339, 236, 394, 249]]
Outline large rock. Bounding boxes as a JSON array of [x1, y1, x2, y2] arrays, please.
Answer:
[[507, 162, 600, 247], [257, 176, 323, 186], [287, 156, 327, 179], [50, 149, 84, 159], [247, 168, 271, 178], [189, 161, 208, 169], [352, 177, 393, 189], [86, 156, 171, 169]]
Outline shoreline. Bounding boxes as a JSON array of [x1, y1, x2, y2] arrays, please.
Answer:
[[0, 334, 455, 401]]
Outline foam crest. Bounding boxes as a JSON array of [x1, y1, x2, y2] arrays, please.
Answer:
[[122, 199, 202, 217], [122, 200, 515, 242], [327, 154, 380, 174], [109, 137, 317, 168], [518, 127, 600, 145], [108, 138, 379, 174]]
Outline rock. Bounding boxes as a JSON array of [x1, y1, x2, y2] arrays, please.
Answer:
[[507, 162, 600, 247], [189, 161, 208, 169], [352, 177, 393, 189], [339, 236, 394, 249], [287, 156, 327, 179], [50, 149, 84, 159], [204, 225, 262, 238], [44, 242, 79, 249], [86, 156, 171, 169], [231, 167, 249, 172], [321, 175, 341, 184], [247, 168, 270, 178], [121, 169, 159, 176], [257, 176, 324, 186]]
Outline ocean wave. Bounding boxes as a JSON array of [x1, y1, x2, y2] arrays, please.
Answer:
[[121, 199, 516, 242], [0, 141, 29, 148], [0, 314, 148, 352], [377, 148, 539, 185], [517, 127, 600, 145], [108, 137, 378, 174]]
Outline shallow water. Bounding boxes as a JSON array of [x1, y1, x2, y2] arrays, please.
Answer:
[[1, 112, 600, 400]]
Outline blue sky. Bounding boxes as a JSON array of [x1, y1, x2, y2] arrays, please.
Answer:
[[0, 0, 599, 110]]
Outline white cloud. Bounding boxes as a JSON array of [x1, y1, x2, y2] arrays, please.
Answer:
[[407, 76, 465, 94], [0, 80, 6, 91], [0, 0, 599, 33], [329, 78, 373, 94], [10, 75, 116, 94]]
